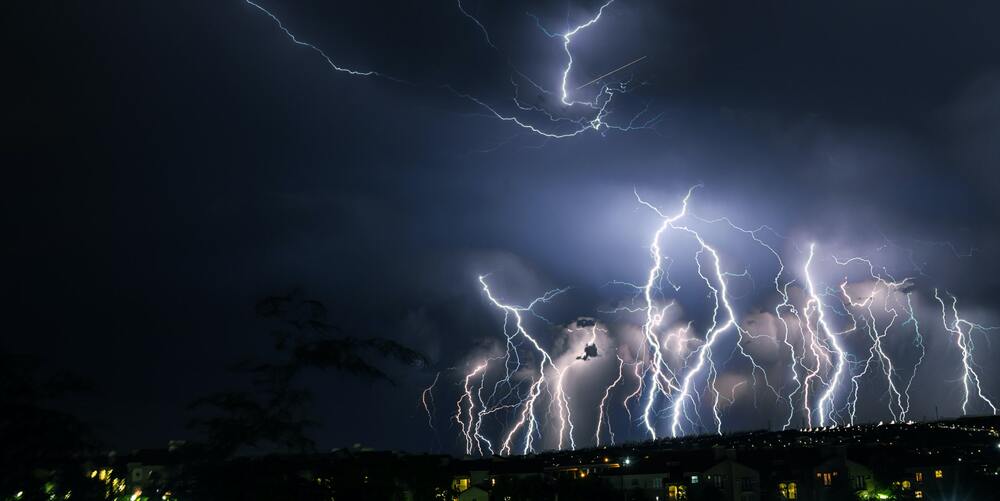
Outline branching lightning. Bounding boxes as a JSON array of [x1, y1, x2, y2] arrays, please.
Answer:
[[244, 1, 386, 78], [595, 353, 625, 446], [236, 0, 997, 457], [935, 290, 998, 416], [242, 0, 658, 142], [422, 187, 997, 455]]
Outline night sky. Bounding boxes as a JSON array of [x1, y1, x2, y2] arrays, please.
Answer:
[[4, 1, 1000, 454]]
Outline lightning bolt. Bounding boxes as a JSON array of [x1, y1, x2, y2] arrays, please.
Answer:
[[833, 256, 912, 423], [596, 353, 626, 446], [900, 293, 926, 421], [804, 244, 848, 428], [454, 359, 492, 455], [552, 324, 596, 451], [441, 189, 992, 453], [243, 1, 396, 79], [556, 0, 615, 106], [477, 275, 569, 455], [421, 371, 441, 430], [935, 289, 998, 416], [664, 218, 753, 437], [456, 0, 496, 48], [632, 187, 695, 438], [690, 214, 802, 430], [630, 188, 783, 438], [243, 0, 658, 142]]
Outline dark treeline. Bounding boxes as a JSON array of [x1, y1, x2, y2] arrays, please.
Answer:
[[5, 293, 1000, 501], [0, 292, 430, 501]]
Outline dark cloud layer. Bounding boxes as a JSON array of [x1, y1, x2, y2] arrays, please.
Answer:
[[3, 1, 1000, 452]]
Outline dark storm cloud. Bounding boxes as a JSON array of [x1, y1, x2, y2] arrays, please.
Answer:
[[3, 0, 999, 452]]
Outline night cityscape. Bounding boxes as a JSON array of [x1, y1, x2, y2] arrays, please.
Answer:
[[5, 0, 1000, 500]]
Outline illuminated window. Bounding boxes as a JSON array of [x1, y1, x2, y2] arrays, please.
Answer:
[[934, 470, 943, 479], [668, 485, 687, 500], [691, 475, 699, 484], [818, 472, 833, 486], [454, 477, 470, 492], [915, 491, 923, 499], [779, 482, 798, 499], [915, 472, 923, 482]]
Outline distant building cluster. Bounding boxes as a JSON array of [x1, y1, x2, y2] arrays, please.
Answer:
[[8, 417, 1000, 501], [442, 417, 1000, 500]]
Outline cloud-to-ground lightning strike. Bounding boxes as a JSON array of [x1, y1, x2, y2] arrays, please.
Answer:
[[422, 188, 997, 455], [832, 255, 912, 424], [469, 276, 569, 455], [900, 293, 926, 420], [242, 0, 659, 141], [803, 243, 847, 428], [630, 187, 782, 439], [633, 187, 692, 439], [935, 290, 998, 416], [595, 353, 625, 446]]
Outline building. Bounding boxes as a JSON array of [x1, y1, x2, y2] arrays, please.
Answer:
[[457, 485, 491, 501], [810, 455, 874, 500], [703, 458, 761, 501]]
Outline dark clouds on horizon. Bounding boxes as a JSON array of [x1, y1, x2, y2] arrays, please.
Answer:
[[3, 0, 1000, 453]]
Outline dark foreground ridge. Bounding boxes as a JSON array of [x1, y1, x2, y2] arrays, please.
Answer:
[[12, 416, 1000, 501]]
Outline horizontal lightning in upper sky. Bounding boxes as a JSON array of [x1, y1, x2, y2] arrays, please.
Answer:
[[241, 0, 658, 141], [244, 1, 378, 77]]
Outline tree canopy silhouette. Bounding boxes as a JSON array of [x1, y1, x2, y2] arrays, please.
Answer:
[[188, 291, 429, 457], [0, 351, 100, 500]]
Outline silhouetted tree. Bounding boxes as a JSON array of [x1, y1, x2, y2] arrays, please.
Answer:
[[254, 292, 428, 383], [0, 351, 102, 500], [184, 291, 430, 497]]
